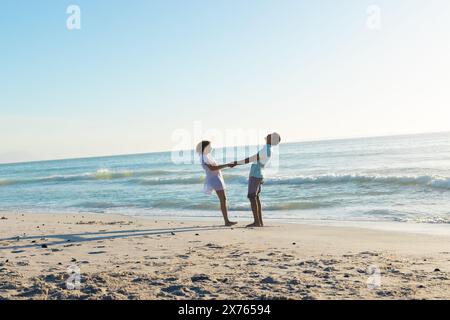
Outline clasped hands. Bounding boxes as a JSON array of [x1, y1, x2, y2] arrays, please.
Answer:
[[227, 161, 239, 168]]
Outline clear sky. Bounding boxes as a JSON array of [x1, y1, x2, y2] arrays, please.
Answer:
[[1, 0, 450, 163]]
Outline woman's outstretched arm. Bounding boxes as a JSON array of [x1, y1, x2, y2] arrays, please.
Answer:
[[205, 163, 236, 171]]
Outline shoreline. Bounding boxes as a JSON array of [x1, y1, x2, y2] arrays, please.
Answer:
[[1, 212, 449, 299], [3, 209, 450, 237]]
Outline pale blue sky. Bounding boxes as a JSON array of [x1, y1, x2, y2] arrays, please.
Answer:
[[1, 0, 450, 163]]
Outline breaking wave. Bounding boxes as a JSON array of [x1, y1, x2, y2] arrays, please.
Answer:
[[264, 174, 450, 190], [0, 169, 183, 186], [2, 171, 450, 191]]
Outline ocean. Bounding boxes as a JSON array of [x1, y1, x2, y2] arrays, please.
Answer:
[[1, 132, 450, 229]]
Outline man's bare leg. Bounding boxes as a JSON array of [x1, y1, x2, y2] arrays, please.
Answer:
[[216, 190, 237, 226], [247, 198, 260, 227], [256, 196, 263, 227]]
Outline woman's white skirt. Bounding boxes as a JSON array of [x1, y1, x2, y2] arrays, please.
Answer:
[[203, 175, 226, 194]]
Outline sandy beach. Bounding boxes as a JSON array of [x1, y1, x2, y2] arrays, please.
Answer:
[[0, 212, 449, 300]]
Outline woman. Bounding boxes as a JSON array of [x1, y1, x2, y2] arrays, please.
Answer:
[[196, 140, 237, 226]]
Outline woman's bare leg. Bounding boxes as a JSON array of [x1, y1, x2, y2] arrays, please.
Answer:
[[216, 190, 237, 226]]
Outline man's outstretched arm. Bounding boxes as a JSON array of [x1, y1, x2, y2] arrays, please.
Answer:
[[233, 153, 259, 166]]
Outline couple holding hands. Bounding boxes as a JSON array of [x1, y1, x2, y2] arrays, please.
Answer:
[[197, 132, 281, 227]]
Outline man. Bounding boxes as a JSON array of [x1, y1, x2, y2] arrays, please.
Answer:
[[233, 132, 281, 227]]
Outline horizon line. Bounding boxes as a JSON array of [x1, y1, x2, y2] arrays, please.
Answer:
[[1, 130, 449, 166]]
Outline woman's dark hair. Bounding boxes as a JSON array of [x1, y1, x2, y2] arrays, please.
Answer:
[[196, 140, 211, 154]]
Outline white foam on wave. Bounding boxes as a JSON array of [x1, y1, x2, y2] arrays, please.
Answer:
[[0, 169, 182, 186], [265, 174, 450, 190], [3, 169, 450, 192], [150, 199, 332, 211]]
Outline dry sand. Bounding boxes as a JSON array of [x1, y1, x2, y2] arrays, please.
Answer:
[[0, 213, 449, 300]]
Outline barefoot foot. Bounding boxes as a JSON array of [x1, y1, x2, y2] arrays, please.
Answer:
[[246, 222, 259, 228]]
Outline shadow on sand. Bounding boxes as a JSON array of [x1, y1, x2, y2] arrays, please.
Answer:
[[0, 225, 236, 251]]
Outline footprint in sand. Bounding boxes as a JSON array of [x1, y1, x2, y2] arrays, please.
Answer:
[[205, 243, 224, 249], [260, 276, 279, 284], [323, 267, 338, 272], [161, 285, 186, 296], [88, 251, 107, 255], [303, 270, 316, 274], [190, 287, 211, 296], [164, 277, 178, 282], [191, 274, 210, 282], [359, 251, 379, 257]]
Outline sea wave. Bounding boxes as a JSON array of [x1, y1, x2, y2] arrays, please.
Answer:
[[0, 169, 183, 186], [264, 174, 450, 190], [72, 201, 123, 209], [138, 176, 204, 185], [0, 179, 13, 186], [138, 173, 450, 189], [2, 169, 450, 191], [414, 216, 450, 224], [148, 199, 332, 211], [138, 174, 247, 186]]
